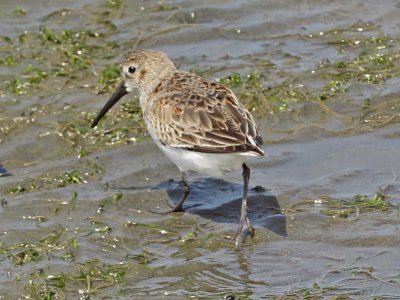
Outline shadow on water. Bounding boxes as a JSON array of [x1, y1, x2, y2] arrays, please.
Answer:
[[116, 177, 287, 237], [0, 164, 11, 177]]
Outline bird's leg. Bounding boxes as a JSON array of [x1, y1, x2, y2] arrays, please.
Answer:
[[169, 172, 190, 212], [151, 172, 189, 214], [235, 163, 255, 246]]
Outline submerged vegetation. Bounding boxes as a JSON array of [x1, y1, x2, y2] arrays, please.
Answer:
[[288, 193, 394, 220], [218, 28, 399, 118], [2, 25, 120, 95], [6, 170, 88, 195]]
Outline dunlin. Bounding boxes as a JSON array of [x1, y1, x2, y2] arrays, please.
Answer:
[[91, 49, 264, 245]]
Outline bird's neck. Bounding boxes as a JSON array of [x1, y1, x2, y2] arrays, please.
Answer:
[[138, 70, 175, 107]]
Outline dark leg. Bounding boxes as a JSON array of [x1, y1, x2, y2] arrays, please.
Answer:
[[235, 163, 255, 246], [150, 172, 189, 214], [170, 172, 190, 212]]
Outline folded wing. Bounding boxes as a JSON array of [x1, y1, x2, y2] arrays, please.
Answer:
[[147, 74, 264, 156]]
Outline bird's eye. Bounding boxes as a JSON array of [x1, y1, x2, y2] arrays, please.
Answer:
[[128, 66, 136, 74]]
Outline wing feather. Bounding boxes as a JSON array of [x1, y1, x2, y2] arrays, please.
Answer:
[[146, 73, 264, 155]]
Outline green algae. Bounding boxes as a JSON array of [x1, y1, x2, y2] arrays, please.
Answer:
[[1, 227, 74, 266], [98, 63, 121, 93], [13, 6, 27, 16], [1, 26, 121, 96], [5, 169, 92, 195], [23, 260, 130, 299], [289, 193, 393, 220], [213, 23, 400, 122], [158, 3, 178, 11]]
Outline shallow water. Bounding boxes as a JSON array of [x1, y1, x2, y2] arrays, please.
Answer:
[[1, 0, 400, 299]]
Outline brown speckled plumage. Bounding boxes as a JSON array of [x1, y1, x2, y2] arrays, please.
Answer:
[[144, 71, 264, 155]]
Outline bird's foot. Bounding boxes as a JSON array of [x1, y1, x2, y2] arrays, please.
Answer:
[[235, 197, 255, 246], [234, 215, 255, 246]]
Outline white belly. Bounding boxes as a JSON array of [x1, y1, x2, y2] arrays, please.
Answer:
[[158, 144, 257, 177], [146, 122, 260, 177]]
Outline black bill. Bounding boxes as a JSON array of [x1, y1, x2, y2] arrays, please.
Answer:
[[91, 83, 128, 128]]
